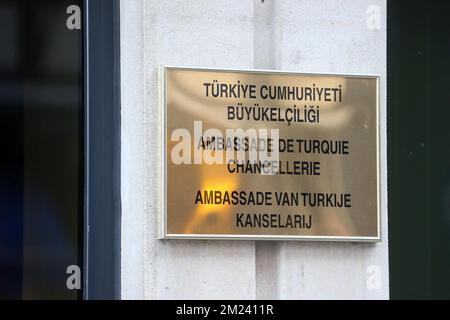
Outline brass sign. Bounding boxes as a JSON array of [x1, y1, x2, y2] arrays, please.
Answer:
[[159, 66, 380, 241]]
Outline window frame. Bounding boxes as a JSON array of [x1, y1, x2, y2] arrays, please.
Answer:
[[84, 0, 121, 300]]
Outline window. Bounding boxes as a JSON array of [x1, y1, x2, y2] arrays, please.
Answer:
[[0, 0, 120, 300]]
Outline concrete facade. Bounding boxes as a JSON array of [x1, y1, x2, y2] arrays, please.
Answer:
[[120, 0, 388, 299]]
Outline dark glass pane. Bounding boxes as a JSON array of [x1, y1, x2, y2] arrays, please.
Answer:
[[0, 0, 83, 299], [388, 0, 450, 299]]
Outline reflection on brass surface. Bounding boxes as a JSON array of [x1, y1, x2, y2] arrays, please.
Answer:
[[160, 66, 380, 241]]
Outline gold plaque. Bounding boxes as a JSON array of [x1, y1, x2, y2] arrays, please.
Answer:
[[159, 66, 380, 241]]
